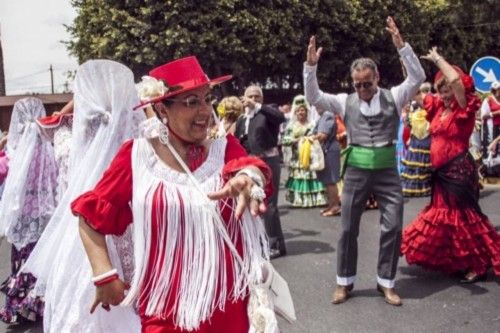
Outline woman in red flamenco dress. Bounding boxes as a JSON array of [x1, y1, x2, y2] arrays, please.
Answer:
[[401, 47, 500, 283]]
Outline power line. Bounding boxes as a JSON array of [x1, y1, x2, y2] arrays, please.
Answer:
[[7, 67, 74, 82], [7, 69, 48, 82], [13, 83, 66, 89]]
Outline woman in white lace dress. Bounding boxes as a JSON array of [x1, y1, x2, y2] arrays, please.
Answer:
[[37, 100, 74, 201], [21, 60, 145, 332], [0, 97, 58, 324]]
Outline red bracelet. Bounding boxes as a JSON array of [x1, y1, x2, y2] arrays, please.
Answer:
[[94, 274, 119, 287]]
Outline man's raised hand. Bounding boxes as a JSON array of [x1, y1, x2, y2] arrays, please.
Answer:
[[385, 16, 405, 49], [306, 36, 323, 66]]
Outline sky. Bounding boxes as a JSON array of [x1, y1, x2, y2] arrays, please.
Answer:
[[0, 0, 78, 95]]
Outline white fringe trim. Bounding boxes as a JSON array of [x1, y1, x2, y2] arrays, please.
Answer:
[[122, 138, 269, 330]]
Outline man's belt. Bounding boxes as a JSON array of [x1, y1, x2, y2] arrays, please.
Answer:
[[341, 145, 396, 177]]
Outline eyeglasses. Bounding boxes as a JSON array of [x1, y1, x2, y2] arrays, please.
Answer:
[[167, 94, 218, 109], [352, 81, 374, 89]]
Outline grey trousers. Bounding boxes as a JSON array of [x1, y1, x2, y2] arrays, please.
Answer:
[[262, 155, 284, 249], [337, 166, 403, 281]]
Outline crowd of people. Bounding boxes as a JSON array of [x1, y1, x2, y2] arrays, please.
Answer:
[[0, 15, 498, 333]]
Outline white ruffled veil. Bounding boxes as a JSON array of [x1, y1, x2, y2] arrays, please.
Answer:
[[0, 97, 58, 250], [22, 60, 144, 332], [289, 94, 314, 125]]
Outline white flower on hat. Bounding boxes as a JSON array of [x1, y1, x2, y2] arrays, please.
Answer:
[[136, 76, 168, 102]]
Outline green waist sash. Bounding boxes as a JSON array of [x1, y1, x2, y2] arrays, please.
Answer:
[[341, 145, 396, 177]]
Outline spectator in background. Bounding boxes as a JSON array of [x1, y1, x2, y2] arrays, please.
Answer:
[[235, 85, 287, 258], [212, 96, 243, 138], [0, 98, 58, 324], [395, 106, 407, 175], [0, 132, 8, 199], [481, 80, 500, 157], [401, 83, 432, 197], [36, 99, 74, 201], [278, 103, 292, 163], [282, 96, 326, 208], [489, 134, 500, 154], [309, 105, 341, 216], [0, 132, 8, 180], [279, 103, 292, 119]]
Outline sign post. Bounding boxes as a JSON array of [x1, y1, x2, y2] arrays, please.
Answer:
[[470, 56, 499, 93]]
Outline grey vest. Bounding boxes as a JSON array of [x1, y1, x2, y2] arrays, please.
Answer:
[[344, 88, 399, 147]]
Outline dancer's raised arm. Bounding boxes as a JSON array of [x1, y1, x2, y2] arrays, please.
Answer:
[[421, 47, 466, 108], [303, 36, 346, 117], [387, 16, 426, 112]]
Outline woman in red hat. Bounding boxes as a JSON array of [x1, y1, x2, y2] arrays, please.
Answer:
[[401, 47, 500, 283], [71, 56, 273, 332]]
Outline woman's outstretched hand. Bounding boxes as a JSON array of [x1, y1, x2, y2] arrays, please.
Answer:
[[90, 278, 129, 314], [208, 171, 267, 219], [420, 46, 441, 64]]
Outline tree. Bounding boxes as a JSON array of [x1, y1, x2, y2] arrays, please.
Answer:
[[65, 0, 499, 98], [66, 0, 313, 93]]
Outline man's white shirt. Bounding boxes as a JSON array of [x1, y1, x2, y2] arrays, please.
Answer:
[[303, 43, 426, 119]]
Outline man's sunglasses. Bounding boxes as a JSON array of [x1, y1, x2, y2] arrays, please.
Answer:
[[352, 81, 374, 89], [166, 94, 218, 109]]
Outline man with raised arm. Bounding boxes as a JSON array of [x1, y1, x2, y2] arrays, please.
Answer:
[[303, 17, 425, 306]]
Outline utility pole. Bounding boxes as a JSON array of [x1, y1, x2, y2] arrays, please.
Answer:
[[49, 64, 54, 94]]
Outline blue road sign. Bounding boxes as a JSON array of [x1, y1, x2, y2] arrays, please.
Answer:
[[470, 56, 500, 93]]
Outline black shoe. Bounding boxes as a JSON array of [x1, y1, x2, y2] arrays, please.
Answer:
[[270, 240, 287, 259], [269, 248, 282, 259], [460, 273, 487, 284]]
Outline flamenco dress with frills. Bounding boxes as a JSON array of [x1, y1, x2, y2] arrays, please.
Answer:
[[401, 108, 432, 197], [401, 77, 500, 276]]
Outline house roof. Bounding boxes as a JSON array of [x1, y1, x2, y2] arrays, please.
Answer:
[[0, 93, 72, 107]]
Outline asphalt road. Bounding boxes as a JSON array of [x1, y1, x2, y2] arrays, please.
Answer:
[[1, 172, 499, 333]]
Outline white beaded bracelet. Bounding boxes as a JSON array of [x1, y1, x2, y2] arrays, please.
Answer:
[[236, 168, 264, 188], [91, 268, 118, 283]]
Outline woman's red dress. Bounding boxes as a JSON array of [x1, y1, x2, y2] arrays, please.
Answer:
[[401, 79, 500, 276], [71, 135, 271, 333]]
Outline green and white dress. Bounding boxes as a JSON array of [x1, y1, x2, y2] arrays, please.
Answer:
[[282, 121, 327, 207]]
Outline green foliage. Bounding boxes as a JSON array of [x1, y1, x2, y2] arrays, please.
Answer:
[[66, 0, 499, 96]]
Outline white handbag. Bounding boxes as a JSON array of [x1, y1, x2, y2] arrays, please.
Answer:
[[251, 261, 296, 320], [163, 135, 296, 333], [248, 260, 297, 333], [309, 139, 325, 171], [298, 138, 325, 171]]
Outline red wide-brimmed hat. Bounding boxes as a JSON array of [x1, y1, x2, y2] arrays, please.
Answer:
[[134, 56, 232, 110]]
